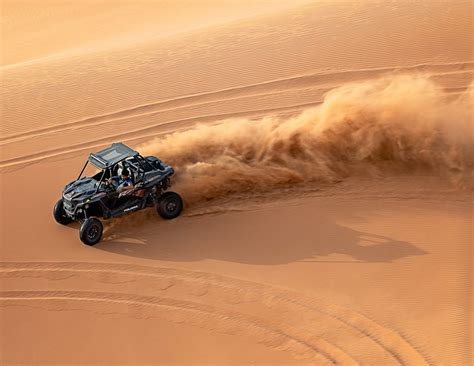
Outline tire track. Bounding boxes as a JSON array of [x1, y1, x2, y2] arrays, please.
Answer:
[[0, 101, 320, 170], [2, 61, 471, 173], [1, 67, 471, 171], [1, 61, 471, 145], [0, 261, 429, 365], [0, 290, 349, 365]]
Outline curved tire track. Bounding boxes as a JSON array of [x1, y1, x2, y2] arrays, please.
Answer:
[[1, 62, 471, 171], [0, 290, 350, 365], [0, 101, 320, 170], [1, 61, 472, 145], [0, 261, 429, 365]]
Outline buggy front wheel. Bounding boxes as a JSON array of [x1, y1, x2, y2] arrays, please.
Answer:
[[79, 218, 103, 245], [53, 199, 73, 225]]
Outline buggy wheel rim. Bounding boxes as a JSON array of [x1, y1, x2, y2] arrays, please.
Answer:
[[166, 200, 177, 212], [88, 225, 99, 240]]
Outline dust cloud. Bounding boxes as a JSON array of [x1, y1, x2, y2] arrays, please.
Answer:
[[140, 75, 473, 203]]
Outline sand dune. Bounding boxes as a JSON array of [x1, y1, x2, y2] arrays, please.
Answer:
[[1, 0, 310, 66], [0, 1, 472, 365], [2, 1, 472, 137]]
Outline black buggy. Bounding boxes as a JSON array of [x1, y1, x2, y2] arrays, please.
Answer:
[[53, 143, 183, 245]]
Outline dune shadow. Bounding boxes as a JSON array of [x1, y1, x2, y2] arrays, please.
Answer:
[[96, 207, 427, 265]]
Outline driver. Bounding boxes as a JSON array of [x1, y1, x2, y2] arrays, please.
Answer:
[[108, 168, 134, 193]]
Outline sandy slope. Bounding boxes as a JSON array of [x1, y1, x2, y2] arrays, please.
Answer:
[[0, 1, 473, 365], [1, 0, 312, 66]]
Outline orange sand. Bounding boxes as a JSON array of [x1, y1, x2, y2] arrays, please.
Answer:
[[1, 1, 472, 365]]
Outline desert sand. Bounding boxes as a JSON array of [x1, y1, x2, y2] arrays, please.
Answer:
[[0, 1, 473, 365]]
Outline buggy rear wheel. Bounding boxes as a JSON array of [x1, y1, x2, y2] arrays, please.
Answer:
[[79, 218, 103, 245], [157, 192, 183, 219], [53, 199, 73, 225]]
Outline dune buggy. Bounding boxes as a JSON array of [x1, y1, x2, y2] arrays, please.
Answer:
[[53, 142, 183, 245]]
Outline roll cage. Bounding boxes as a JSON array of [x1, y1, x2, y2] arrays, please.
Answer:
[[77, 143, 156, 193]]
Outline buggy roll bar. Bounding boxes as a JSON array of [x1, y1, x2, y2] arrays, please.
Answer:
[[95, 169, 107, 194], [77, 151, 154, 194], [77, 161, 88, 180]]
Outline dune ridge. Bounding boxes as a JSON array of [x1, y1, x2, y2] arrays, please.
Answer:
[[140, 75, 473, 203]]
